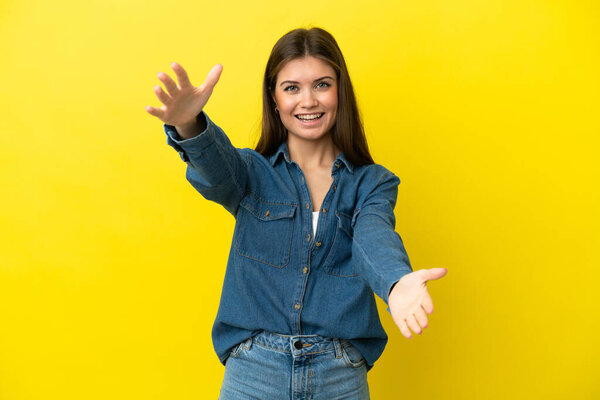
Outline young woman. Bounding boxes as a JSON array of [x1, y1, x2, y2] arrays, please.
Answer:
[[146, 27, 447, 399]]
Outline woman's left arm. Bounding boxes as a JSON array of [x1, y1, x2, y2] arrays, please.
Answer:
[[352, 168, 447, 338], [351, 170, 412, 304]]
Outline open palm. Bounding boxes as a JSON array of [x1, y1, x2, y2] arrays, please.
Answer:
[[388, 268, 447, 338], [145, 62, 223, 128]]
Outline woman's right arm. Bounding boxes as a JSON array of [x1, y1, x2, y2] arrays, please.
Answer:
[[145, 62, 248, 216]]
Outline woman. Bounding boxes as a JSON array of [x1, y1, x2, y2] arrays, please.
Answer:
[[145, 27, 447, 399]]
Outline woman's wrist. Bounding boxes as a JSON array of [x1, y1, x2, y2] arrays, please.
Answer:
[[175, 113, 206, 140]]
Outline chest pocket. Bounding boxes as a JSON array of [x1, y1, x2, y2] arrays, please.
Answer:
[[322, 210, 358, 277], [234, 193, 297, 268]]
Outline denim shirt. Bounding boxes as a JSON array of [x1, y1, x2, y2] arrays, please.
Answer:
[[164, 111, 413, 371]]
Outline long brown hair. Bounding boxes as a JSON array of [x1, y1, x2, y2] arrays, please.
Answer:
[[255, 27, 374, 166]]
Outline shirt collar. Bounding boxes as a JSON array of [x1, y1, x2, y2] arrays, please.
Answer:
[[269, 141, 292, 166], [269, 141, 354, 174]]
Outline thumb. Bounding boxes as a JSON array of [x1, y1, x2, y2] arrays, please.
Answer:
[[421, 267, 448, 282], [203, 63, 223, 91]]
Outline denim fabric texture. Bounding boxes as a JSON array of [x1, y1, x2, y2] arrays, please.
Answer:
[[218, 330, 370, 399], [164, 111, 413, 371]]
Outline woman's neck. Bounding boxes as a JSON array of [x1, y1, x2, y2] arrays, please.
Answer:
[[286, 134, 340, 172]]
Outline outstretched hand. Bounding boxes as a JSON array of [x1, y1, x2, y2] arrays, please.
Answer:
[[145, 62, 223, 127], [388, 268, 447, 338]]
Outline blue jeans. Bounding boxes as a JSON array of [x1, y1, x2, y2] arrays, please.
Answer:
[[219, 331, 370, 399]]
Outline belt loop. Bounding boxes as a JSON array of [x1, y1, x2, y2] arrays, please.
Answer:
[[244, 336, 253, 351], [333, 338, 343, 359]]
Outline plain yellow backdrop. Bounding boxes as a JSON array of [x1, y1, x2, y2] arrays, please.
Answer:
[[1, 0, 598, 399]]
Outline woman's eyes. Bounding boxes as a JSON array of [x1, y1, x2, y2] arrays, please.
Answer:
[[283, 82, 331, 92]]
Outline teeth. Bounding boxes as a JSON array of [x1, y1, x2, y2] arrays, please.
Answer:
[[296, 113, 323, 120]]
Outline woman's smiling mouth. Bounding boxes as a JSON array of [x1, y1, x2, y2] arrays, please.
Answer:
[[295, 112, 325, 121]]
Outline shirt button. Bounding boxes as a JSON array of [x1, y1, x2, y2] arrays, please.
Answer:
[[333, 185, 337, 191], [321, 208, 327, 213], [294, 341, 303, 350], [315, 241, 322, 247], [303, 266, 308, 274], [306, 233, 310, 242], [295, 303, 301, 310], [335, 162, 340, 168], [305, 202, 310, 209], [264, 210, 270, 216]]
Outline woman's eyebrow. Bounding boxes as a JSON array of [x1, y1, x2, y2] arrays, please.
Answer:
[[279, 76, 335, 86]]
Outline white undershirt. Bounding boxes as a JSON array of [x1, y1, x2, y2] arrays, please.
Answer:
[[312, 211, 319, 237]]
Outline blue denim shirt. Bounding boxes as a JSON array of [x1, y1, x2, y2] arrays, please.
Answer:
[[164, 111, 413, 371]]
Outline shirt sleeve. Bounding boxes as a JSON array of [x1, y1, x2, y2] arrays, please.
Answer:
[[351, 170, 413, 310], [164, 111, 249, 217]]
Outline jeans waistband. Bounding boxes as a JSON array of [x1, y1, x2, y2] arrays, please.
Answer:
[[244, 330, 345, 359]]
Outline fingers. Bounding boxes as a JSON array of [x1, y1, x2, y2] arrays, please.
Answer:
[[153, 85, 171, 105], [406, 306, 430, 337], [171, 62, 192, 88], [406, 314, 422, 335], [145, 105, 164, 119], [199, 63, 223, 91], [414, 305, 429, 329], [421, 292, 434, 314], [397, 309, 431, 339], [157, 71, 179, 95], [397, 318, 412, 339]]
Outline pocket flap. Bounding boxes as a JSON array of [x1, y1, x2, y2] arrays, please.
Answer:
[[239, 193, 296, 221]]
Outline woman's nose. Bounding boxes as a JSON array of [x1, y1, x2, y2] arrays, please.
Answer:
[[300, 89, 318, 107]]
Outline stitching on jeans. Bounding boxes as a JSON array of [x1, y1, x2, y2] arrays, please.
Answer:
[[341, 343, 366, 368], [253, 341, 336, 356], [302, 349, 336, 356], [252, 342, 289, 354], [309, 355, 313, 396]]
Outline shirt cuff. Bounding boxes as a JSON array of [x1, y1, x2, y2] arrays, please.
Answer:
[[164, 111, 214, 164]]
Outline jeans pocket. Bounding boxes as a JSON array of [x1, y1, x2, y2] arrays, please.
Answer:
[[229, 337, 253, 359], [234, 192, 297, 268], [323, 211, 358, 277], [229, 342, 245, 359], [341, 340, 366, 368]]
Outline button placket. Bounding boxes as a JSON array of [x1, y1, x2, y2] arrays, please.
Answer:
[[310, 175, 338, 257], [291, 161, 339, 335], [285, 160, 315, 336]]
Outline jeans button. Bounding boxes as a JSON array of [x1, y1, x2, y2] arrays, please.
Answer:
[[294, 341, 303, 350]]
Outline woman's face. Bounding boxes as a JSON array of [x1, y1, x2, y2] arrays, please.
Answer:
[[272, 56, 338, 143]]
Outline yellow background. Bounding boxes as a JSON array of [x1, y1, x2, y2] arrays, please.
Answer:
[[1, 0, 598, 398]]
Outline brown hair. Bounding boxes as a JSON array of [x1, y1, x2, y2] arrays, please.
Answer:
[[255, 27, 374, 166]]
